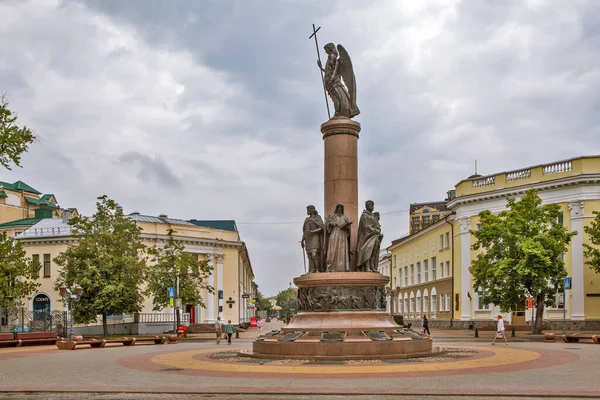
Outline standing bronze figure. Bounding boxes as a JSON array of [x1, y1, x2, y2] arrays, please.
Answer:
[[317, 43, 360, 119], [301, 205, 325, 273], [356, 200, 384, 272], [325, 203, 352, 272]]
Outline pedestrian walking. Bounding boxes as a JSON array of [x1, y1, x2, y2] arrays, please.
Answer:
[[215, 316, 223, 345], [257, 317, 264, 336], [225, 320, 234, 345], [491, 314, 508, 346], [421, 315, 431, 337]]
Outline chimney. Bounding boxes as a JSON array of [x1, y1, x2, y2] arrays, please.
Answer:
[[158, 213, 168, 218], [61, 209, 72, 223]]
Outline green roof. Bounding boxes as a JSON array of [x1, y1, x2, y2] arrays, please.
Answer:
[[0, 180, 42, 195], [0, 217, 43, 228], [0, 190, 6, 198], [25, 197, 59, 208], [41, 194, 55, 201], [188, 220, 238, 232]]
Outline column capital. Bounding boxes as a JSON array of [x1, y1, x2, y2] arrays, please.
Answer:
[[568, 201, 585, 219], [458, 217, 471, 234]]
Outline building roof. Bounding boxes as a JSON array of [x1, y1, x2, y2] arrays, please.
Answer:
[[0, 180, 42, 195], [388, 214, 453, 249], [127, 213, 196, 226], [188, 220, 238, 232], [17, 218, 73, 239], [0, 190, 6, 198], [25, 196, 59, 209], [0, 217, 44, 228]]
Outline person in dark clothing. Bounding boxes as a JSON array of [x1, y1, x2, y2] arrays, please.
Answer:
[[422, 315, 431, 337]]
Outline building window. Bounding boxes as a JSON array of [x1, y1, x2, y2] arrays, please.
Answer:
[[557, 212, 564, 225], [440, 294, 445, 311], [410, 297, 414, 313], [421, 209, 430, 214], [398, 269, 402, 288], [446, 261, 450, 277], [412, 217, 420, 224], [478, 292, 490, 310], [423, 295, 429, 315], [404, 298, 408, 315], [432, 214, 440, 222], [416, 262, 421, 283], [414, 224, 421, 232], [393, 277, 397, 287], [440, 234, 444, 249], [424, 259, 428, 282], [410, 265, 414, 285], [393, 255, 396, 267], [445, 232, 450, 249], [476, 223, 482, 231], [416, 294, 421, 313], [43, 254, 51, 278], [445, 294, 451, 312], [431, 257, 437, 280], [422, 216, 431, 225], [404, 266, 408, 286], [431, 295, 437, 312], [32, 254, 40, 278]]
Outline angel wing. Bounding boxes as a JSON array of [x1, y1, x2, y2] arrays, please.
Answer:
[[337, 44, 360, 118]]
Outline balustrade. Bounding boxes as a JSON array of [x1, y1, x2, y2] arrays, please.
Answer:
[[543, 161, 572, 175]]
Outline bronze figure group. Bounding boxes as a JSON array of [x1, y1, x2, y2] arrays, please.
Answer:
[[301, 201, 383, 274]]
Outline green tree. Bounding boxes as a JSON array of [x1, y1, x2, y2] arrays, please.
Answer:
[[0, 95, 36, 170], [470, 189, 576, 334], [0, 232, 40, 308], [275, 288, 296, 307], [54, 196, 147, 337], [145, 228, 213, 326], [583, 211, 600, 274], [254, 290, 272, 314]]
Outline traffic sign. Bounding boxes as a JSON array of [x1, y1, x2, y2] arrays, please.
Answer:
[[168, 287, 175, 299], [564, 277, 572, 290], [169, 298, 174, 307], [242, 294, 250, 299], [526, 298, 534, 308]]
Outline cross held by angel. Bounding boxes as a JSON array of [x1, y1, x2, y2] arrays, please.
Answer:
[[317, 43, 360, 119]]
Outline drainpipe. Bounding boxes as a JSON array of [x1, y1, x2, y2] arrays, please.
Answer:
[[238, 245, 242, 324], [445, 216, 455, 328]]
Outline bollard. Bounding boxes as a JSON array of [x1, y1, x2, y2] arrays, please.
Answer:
[[235, 330, 239, 339], [511, 328, 516, 338], [474, 327, 479, 338]]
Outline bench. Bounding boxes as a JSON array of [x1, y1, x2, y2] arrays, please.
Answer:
[[56, 338, 106, 350], [103, 337, 136, 346], [0, 333, 20, 347], [562, 333, 599, 344], [132, 336, 165, 345], [15, 332, 59, 346]]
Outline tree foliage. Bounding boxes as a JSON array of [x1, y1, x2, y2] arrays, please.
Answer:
[[145, 229, 214, 317], [0, 95, 36, 170], [275, 288, 296, 307], [0, 232, 40, 308], [583, 211, 600, 275], [54, 196, 147, 336], [254, 290, 272, 313], [470, 190, 576, 333]]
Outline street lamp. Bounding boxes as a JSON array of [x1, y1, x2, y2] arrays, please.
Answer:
[[59, 284, 83, 341]]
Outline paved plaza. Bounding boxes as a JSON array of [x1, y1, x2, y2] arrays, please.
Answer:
[[0, 324, 599, 399]]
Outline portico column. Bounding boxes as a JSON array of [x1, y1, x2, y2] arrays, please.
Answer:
[[568, 201, 585, 320], [205, 255, 215, 322], [216, 254, 224, 319], [458, 217, 472, 321]]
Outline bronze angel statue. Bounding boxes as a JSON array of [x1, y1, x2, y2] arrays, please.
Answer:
[[317, 43, 360, 119]]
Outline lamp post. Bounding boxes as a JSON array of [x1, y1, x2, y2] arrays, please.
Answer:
[[59, 284, 83, 341]]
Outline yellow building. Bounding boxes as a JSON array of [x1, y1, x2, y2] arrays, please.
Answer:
[[448, 156, 600, 329], [13, 212, 255, 327], [408, 191, 453, 234], [0, 180, 77, 237], [389, 156, 600, 329], [387, 215, 454, 326]]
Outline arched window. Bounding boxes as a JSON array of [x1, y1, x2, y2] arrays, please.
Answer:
[[403, 293, 408, 317], [421, 208, 430, 214], [409, 291, 415, 315], [431, 287, 437, 313], [423, 289, 429, 317], [416, 290, 421, 314]]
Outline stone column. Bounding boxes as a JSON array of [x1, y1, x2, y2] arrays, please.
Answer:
[[568, 201, 585, 320], [205, 255, 215, 322], [458, 217, 472, 321], [321, 118, 361, 271]]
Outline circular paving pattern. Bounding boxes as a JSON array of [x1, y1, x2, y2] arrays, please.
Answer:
[[117, 345, 579, 379]]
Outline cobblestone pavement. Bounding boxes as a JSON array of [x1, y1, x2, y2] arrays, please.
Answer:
[[0, 335, 599, 398]]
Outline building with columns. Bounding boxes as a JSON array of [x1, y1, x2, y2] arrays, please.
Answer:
[[12, 212, 255, 326], [389, 156, 600, 329]]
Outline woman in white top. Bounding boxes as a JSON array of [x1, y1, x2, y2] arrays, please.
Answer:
[[491, 314, 508, 346]]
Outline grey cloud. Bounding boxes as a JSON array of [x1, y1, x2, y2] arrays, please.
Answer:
[[119, 152, 182, 189]]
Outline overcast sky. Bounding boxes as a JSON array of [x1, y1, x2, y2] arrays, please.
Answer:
[[2, 0, 600, 296]]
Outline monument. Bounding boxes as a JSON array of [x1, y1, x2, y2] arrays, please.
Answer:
[[246, 27, 440, 360]]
